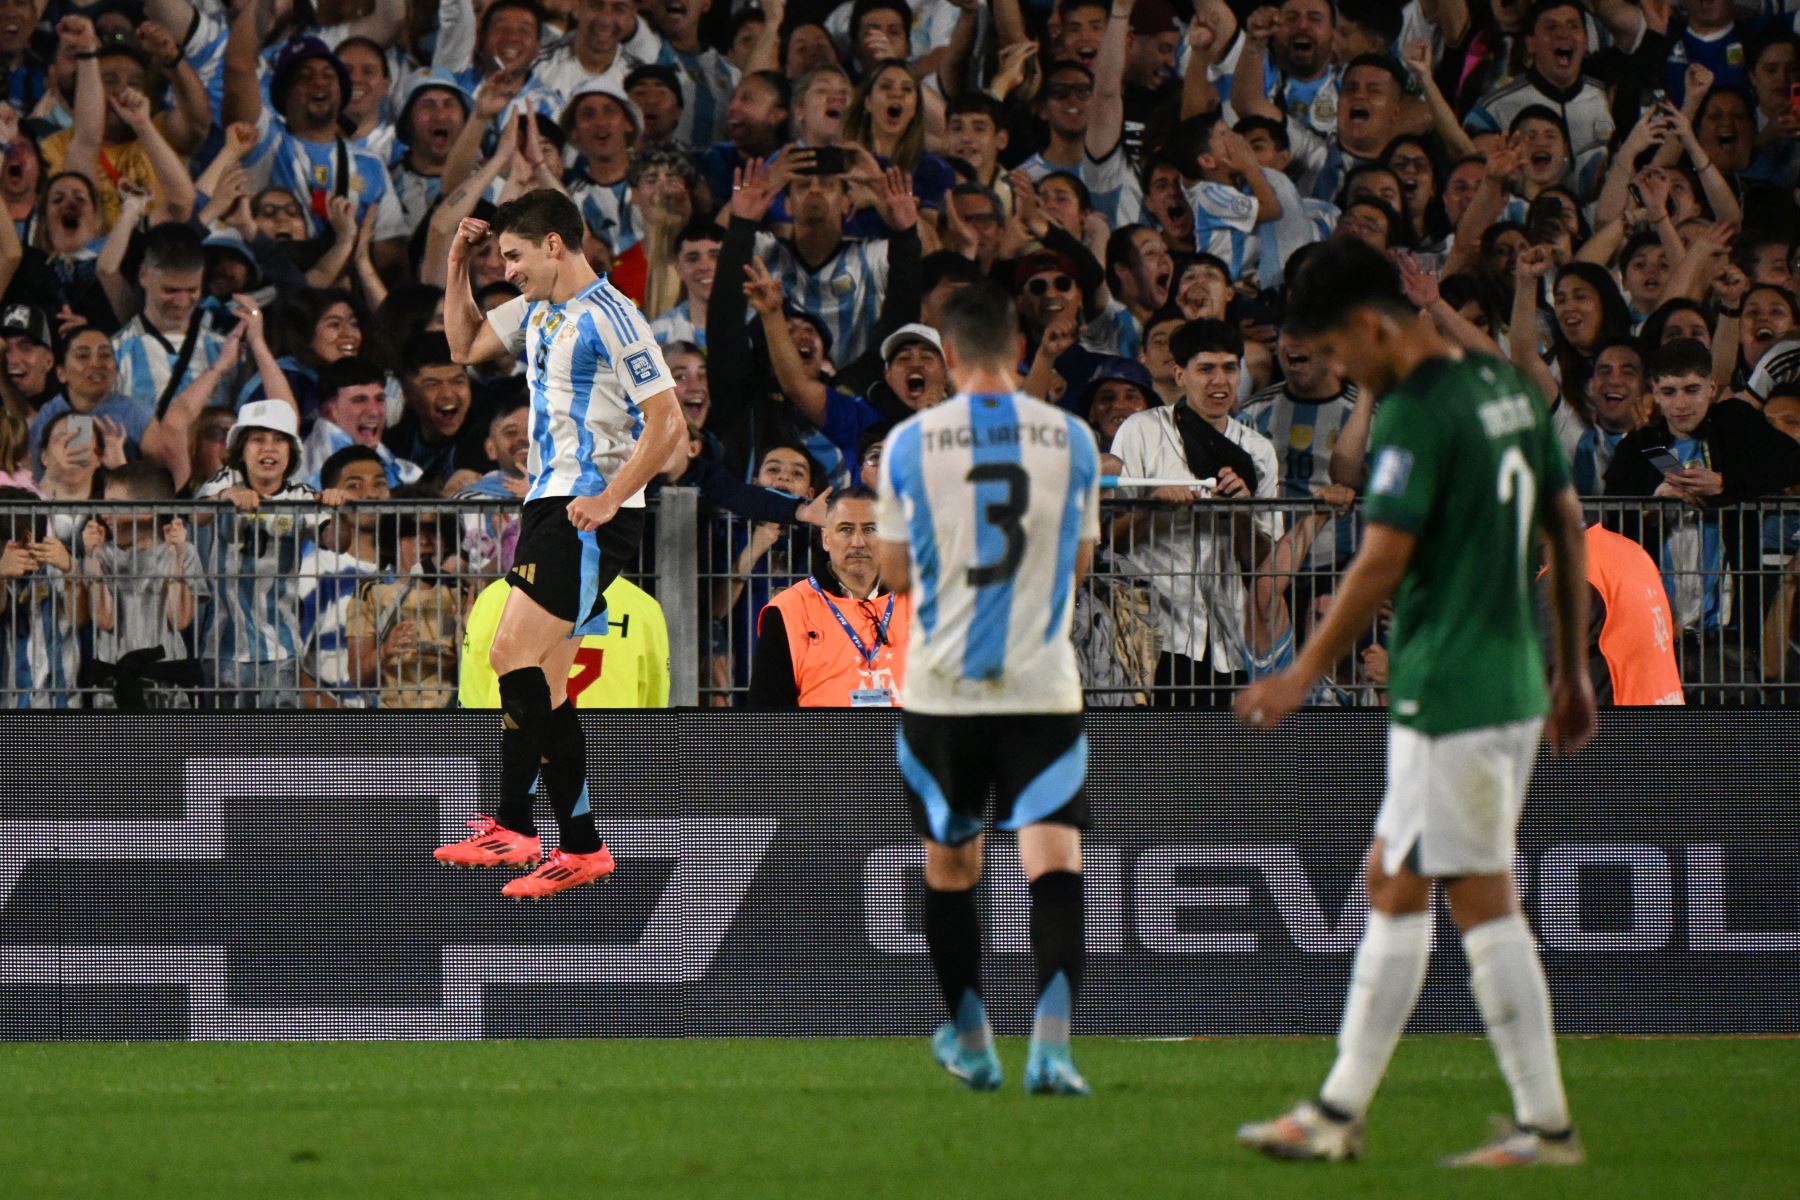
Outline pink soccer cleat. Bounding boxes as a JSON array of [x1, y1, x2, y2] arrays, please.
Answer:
[[501, 845, 617, 900], [434, 815, 542, 870]]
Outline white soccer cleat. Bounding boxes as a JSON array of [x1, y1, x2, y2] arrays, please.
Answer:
[[1441, 1116, 1585, 1167], [1236, 1100, 1364, 1162]]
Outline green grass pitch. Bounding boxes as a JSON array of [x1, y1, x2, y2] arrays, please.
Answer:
[[2, 1037, 1795, 1198]]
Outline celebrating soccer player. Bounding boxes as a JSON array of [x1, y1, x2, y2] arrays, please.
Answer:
[[875, 281, 1104, 1095], [433, 189, 684, 900], [1233, 240, 1597, 1167]]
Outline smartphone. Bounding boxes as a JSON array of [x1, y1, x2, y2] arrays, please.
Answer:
[[803, 145, 848, 176], [1628, 183, 1647, 210], [1644, 447, 1682, 476], [1791, 82, 1800, 115], [64, 414, 96, 456]]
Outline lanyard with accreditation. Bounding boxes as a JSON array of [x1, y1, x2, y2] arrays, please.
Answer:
[[809, 577, 895, 707]]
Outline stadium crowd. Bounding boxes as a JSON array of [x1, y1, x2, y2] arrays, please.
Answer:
[[1, 0, 1799, 709]]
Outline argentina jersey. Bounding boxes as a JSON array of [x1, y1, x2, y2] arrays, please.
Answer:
[[877, 391, 1101, 715], [1183, 179, 1261, 283], [755, 233, 890, 365], [486, 277, 675, 504]]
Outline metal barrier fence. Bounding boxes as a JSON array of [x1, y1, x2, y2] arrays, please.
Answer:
[[3, 494, 1796, 709]]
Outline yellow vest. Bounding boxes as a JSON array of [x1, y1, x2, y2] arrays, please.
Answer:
[[459, 577, 670, 708]]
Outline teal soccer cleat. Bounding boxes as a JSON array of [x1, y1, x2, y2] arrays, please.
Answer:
[[1023, 1042, 1090, 1096], [930, 1022, 1003, 1092]]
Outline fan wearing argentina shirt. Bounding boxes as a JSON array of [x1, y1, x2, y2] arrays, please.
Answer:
[[219, 16, 409, 278], [435, 189, 684, 902], [875, 281, 1103, 1099], [1015, 0, 1144, 228]]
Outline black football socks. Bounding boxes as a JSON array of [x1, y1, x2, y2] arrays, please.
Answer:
[[495, 667, 553, 836], [924, 884, 991, 1047], [540, 702, 602, 855], [1029, 870, 1085, 1045]]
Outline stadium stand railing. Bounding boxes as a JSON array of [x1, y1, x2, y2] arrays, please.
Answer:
[[3, 493, 1796, 709]]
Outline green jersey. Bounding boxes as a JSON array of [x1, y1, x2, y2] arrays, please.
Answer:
[[1363, 355, 1571, 735]]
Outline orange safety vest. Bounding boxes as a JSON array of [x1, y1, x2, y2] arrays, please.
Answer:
[[1586, 525, 1685, 706], [763, 578, 911, 707]]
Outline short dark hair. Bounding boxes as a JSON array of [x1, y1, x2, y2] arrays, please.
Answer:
[[1343, 53, 1406, 93], [1620, 231, 1665, 272], [852, 0, 911, 36], [319, 356, 387, 403], [949, 180, 1001, 214], [1648, 338, 1713, 383], [1169, 318, 1242, 367], [1057, 0, 1106, 16], [1509, 103, 1572, 148], [938, 281, 1018, 366], [1283, 239, 1413, 336], [320, 444, 384, 488], [336, 36, 390, 76], [1037, 169, 1092, 213], [1166, 112, 1225, 179], [945, 93, 1005, 124], [674, 221, 722, 255], [827, 484, 878, 512], [1105, 224, 1156, 293], [140, 222, 205, 274], [489, 188, 584, 250], [1233, 114, 1288, 152], [102, 459, 175, 501], [1341, 196, 1404, 248], [743, 68, 791, 112], [1749, 30, 1800, 74], [400, 331, 457, 378], [1526, 0, 1583, 34]]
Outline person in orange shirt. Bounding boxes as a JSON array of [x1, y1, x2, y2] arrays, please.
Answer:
[[748, 485, 910, 707], [1541, 523, 1685, 706]]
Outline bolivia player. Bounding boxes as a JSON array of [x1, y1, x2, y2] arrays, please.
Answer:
[[1234, 240, 1596, 1166]]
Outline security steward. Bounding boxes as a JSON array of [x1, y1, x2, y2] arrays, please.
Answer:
[[1542, 523, 1685, 706], [749, 486, 910, 706]]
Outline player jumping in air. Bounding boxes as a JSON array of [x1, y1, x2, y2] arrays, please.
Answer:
[[875, 282, 1103, 1095], [434, 189, 683, 900], [1233, 240, 1597, 1166]]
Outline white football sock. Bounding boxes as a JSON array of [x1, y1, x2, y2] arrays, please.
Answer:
[[1319, 910, 1431, 1119], [1464, 914, 1571, 1134]]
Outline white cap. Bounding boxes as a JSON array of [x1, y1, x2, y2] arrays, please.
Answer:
[[231, 399, 300, 450], [880, 323, 944, 362], [560, 81, 643, 134]]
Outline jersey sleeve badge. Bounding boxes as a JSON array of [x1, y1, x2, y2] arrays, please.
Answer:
[[626, 349, 660, 385]]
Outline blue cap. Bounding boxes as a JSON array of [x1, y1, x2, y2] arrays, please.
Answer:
[[1076, 356, 1159, 418]]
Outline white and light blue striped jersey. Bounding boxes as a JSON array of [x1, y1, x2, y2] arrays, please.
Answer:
[[299, 418, 424, 491], [112, 315, 231, 415], [754, 233, 890, 366], [876, 390, 1102, 715], [1182, 178, 1261, 283], [194, 469, 322, 665], [656, 43, 739, 149], [568, 174, 640, 254], [486, 277, 675, 504], [242, 113, 411, 242], [648, 299, 705, 350], [1017, 147, 1145, 228]]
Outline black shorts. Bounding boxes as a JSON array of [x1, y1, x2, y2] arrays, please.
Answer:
[[898, 711, 1089, 846], [508, 499, 645, 631]]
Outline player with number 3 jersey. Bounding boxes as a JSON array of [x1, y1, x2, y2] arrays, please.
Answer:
[[876, 282, 1102, 1097]]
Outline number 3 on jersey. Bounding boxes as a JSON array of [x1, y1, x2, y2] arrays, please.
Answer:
[[966, 463, 1030, 587]]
